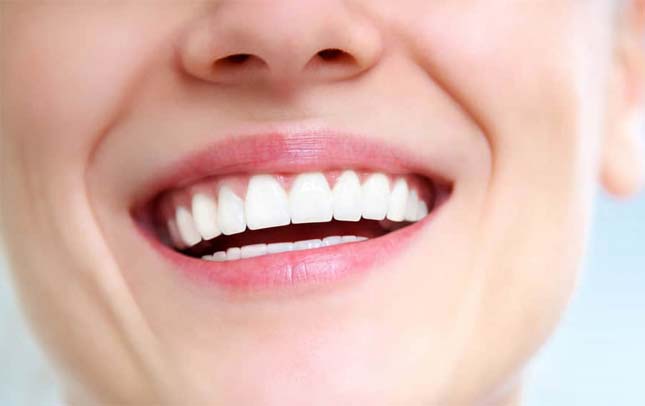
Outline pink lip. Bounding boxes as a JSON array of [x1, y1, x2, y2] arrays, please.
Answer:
[[135, 130, 451, 292], [133, 130, 451, 206], [147, 217, 433, 292]]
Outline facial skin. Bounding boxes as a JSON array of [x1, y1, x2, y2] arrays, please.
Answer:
[[1, 1, 643, 405]]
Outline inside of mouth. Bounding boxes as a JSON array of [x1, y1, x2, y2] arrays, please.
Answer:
[[141, 170, 449, 261]]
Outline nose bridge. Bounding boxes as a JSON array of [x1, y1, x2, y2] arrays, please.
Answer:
[[179, 0, 382, 87]]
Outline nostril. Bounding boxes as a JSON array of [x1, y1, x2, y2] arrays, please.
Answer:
[[221, 53, 252, 64], [209, 53, 269, 82], [212, 53, 267, 72], [305, 48, 359, 79], [316, 48, 355, 64]]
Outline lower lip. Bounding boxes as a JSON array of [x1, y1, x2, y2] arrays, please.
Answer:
[[146, 217, 432, 292]]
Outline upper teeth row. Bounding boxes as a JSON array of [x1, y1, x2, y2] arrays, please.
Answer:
[[168, 171, 428, 248]]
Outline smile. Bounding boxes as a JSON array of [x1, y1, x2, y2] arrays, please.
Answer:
[[135, 132, 452, 291]]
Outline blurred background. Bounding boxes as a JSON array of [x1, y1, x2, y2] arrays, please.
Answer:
[[1, 191, 644, 405]]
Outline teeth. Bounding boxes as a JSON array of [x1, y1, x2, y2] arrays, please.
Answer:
[[267, 242, 294, 254], [167, 218, 185, 248], [294, 239, 323, 251], [332, 170, 363, 222], [361, 173, 390, 220], [175, 207, 201, 247], [290, 172, 333, 224], [201, 235, 368, 262], [241, 244, 268, 259], [405, 190, 420, 222], [191, 193, 221, 240], [322, 235, 343, 246], [217, 186, 246, 235], [245, 175, 290, 230], [167, 171, 433, 251], [212, 251, 227, 262], [386, 178, 409, 222], [417, 201, 429, 220], [226, 247, 241, 260]]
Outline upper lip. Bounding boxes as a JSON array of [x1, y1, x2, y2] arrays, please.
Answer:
[[131, 127, 453, 212]]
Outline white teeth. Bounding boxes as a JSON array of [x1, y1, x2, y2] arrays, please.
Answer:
[[217, 186, 246, 235], [294, 239, 323, 251], [289, 172, 333, 224], [167, 218, 185, 248], [175, 207, 201, 247], [200, 235, 369, 262], [405, 190, 420, 222], [322, 235, 343, 246], [191, 193, 221, 240], [245, 175, 290, 230], [417, 201, 429, 220], [241, 244, 267, 259], [332, 170, 363, 222], [267, 242, 294, 254], [361, 173, 390, 220], [386, 178, 409, 222], [212, 251, 227, 262], [168, 172, 432, 252], [226, 247, 241, 260]]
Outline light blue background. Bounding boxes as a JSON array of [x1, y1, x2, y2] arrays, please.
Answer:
[[1, 192, 644, 405], [525, 192, 645, 405]]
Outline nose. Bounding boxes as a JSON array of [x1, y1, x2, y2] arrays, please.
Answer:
[[178, 1, 382, 88]]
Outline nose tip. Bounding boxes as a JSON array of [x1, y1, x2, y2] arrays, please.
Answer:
[[178, 2, 382, 87]]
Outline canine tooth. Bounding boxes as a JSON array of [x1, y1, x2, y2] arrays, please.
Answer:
[[202, 255, 213, 260], [294, 239, 322, 251], [217, 186, 246, 235], [332, 170, 362, 222], [322, 236, 343, 246], [405, 190, 419, 222], [289, 172, 333, 224], [241, 244, 267, 259], [355, 236, 368, 242], [245, 175, 290, 230], [192, 193, 221, 240], [226, 247, 241, 261], [361, 173, 390, 220], [267, 242, 294, 254], [175, 207, 201, 246], [416, 201, 429, 220], [341, 235, 358, 243], [212, 251, 227, 262], [386, 179, 409, 222]]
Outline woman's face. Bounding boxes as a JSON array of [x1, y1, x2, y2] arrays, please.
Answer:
[[1, 1, 642, 405]]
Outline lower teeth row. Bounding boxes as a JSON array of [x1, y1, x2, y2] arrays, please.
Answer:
[[202, 235, 368, 262]]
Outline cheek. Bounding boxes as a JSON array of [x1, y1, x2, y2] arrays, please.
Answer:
[[406, 2, 612, 170], [388, 1, 611, 397], [405, 1, 609, 276], [1, 4, 186, 171]]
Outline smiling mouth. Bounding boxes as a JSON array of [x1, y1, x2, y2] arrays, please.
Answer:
[[135, 132, 452, 290]]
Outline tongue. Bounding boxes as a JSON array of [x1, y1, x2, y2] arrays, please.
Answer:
[[183, 220, 392, 257]]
